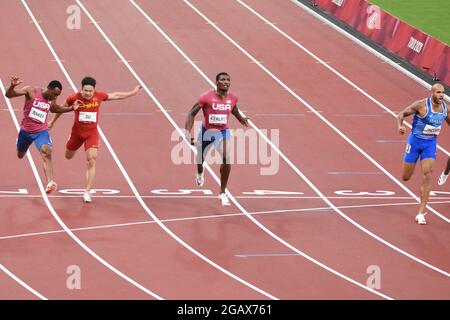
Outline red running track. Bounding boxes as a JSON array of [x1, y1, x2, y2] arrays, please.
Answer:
[[0, 0, 449, 299]]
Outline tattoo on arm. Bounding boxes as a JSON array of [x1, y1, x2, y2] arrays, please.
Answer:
[[189, 104, 201, 117]]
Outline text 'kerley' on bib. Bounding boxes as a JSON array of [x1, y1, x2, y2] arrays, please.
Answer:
[[209, 114, 227, 125]]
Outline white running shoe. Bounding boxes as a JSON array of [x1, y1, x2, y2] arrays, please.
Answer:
[[415, 212, 427, 225], [219, 192, 231, 206], [83, 191, 92, 203], [438, 171, 449, 186], [196, 172, 204, 187], [45, 181, 57, 194]]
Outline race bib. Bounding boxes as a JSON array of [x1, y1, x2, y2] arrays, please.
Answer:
[[423, 124, 441, 136], [79, 112, 97, 123], [209, 114, 227, 125], [29, 107, 47, 123]]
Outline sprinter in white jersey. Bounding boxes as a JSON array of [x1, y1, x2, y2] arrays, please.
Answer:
[[397, 83, 449, 225]]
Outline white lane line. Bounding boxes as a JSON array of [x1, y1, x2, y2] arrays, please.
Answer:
[[239, 0, 450, 223], [17, 2, 163, 300], [5, 194, 450, 200], [36, 0, 277, 300], [0, 264, 47, 300], [192, 0, 450, 223], [127, 0, 391, 299], [3, 198, 441, 241], [289, 0, 450, 103], [145, 0, 449, 278], [1, 78, 160, 299]]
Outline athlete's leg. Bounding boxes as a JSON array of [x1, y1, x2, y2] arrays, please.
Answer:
[[34, 130, 57, 193], [197, 141, 213, 174], [401, 162, 417, 181], [16, 129, 33, 159], [196, 127, 213, 174], [17, 150, 27, 159], [39, 144, 54, 184], [65, 131, 83, 160], [438, 156, 450, 185], [444, 157, 450, 175], [195, 128, 214, 187], [402, 134, 420, 181], [65, 148, 77, 160], [418, 157, 435, 214], [218, 131, 232, 194], [85, 147, 98, 193], [34, 131, 54, 183], [418, 139, 437, 215]]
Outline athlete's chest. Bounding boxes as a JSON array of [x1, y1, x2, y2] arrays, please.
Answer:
[[30, 97, 51, 111], [206, 97, 233, 113], [79, 97, 101, 110]]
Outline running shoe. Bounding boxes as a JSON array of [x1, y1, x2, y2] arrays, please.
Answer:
[[83, 191, 92, 203], [196, 172, 204, 187], [438, 171, 449, 186], [415, 212, 427, 225], [45, 181, 57, 194], [219, 192, 230, 206]]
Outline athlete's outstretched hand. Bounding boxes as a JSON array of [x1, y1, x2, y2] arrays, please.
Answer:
[[72, 99, 83, 111], [398, 126, 406, 135], [10, 76, 23, 87], [133, 85, 142, 93]]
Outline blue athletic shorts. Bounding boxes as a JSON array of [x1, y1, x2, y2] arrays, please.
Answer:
[[17, 129, 52, 153], [196, 126, 231, 163], [403, 133, 437, 163]]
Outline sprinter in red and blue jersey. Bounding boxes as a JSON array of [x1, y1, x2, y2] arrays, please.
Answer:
[[397, 83, 449, 225], [185, 72, 249, 206], [4, 76, 77, 194]]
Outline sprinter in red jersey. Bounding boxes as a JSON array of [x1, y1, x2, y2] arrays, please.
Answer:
[[185, 72, 249, 206], [49, 76, 141, 203]]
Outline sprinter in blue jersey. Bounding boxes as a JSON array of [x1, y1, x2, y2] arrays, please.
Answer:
[[397, 83, 448, 225]]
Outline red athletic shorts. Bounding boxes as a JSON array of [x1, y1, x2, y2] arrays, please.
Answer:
[[66, 127, 99, 151]]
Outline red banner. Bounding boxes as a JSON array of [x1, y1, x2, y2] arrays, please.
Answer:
[[313, 0, 450, 85]]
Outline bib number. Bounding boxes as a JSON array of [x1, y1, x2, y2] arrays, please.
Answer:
[[209, 114, 227, 125], [29, 107, 47, 123], [423, 124, 441, 136], [79, 112, 97, 123]]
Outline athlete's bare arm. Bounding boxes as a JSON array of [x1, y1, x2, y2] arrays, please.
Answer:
[[397, 99, 424, 135], [4, 76, 33, 100], [50, 100, 80, 114], [184, 103, 201, 142], [107, 85, 142, 101], [445, 107, 450, 126], [48, 100, 79, 129], [231, 105, 249, 126]]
